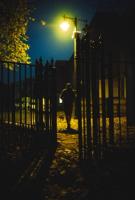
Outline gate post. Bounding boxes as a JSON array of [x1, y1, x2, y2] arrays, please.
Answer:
[[43, 60, 57, 146], [35, 58, 43, 130], [76, 33, 83, 160]]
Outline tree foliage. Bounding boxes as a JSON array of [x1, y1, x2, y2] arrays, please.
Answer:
[[0, 0, 31, 63]]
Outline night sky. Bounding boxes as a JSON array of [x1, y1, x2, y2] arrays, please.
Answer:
[[27, 0, 135, 63]]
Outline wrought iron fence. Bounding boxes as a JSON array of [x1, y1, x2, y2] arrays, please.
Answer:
[[0, 59, 57, 156], [77, 33, 135, 160]]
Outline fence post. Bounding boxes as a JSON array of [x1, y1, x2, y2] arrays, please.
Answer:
[[127, 64, 135, 126], [12, 63, 15, 125], [100, 41, 107, 147], [76, 33, 83, 160], [51, 61, 57, 144], [35, 58, 43, 130], [108, 55, 114, 144], [44, 61, 49, 133], [85, 33, 92, 159]]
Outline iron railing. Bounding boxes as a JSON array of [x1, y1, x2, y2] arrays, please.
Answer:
[[0, 59, 57, 156], [77, 34, 135, 160]]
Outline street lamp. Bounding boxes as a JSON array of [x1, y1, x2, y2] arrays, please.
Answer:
[[60, 21, 70, 32], [60, 15, 87, 90]]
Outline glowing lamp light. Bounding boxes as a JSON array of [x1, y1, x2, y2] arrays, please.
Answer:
[[60, 21, 70, 32], [59, 98, 63, 103]]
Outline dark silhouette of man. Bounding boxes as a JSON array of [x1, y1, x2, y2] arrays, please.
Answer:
[[60, 83, 75, 129]]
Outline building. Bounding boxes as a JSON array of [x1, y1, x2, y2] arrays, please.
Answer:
[[81, 11, 135, 125], [55, 59, 73, 93]]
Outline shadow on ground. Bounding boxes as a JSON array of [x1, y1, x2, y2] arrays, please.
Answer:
[[0, 145, 57, 200]]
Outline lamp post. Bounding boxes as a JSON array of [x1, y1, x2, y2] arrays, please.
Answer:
[[60, 15, 87, 90]]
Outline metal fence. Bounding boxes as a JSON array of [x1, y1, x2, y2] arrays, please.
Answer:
[[0, 59, 57, 156], [77, 33, 135, 160]]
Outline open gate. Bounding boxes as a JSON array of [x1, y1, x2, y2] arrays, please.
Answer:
[[0, 59, 57, 156]]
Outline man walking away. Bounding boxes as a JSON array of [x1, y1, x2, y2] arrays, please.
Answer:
[[60, 83, 75, 130]]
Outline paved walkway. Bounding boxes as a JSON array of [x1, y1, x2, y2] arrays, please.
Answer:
[[42, 131, 89, 200]]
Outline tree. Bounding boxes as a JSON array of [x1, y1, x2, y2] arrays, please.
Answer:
[[0, 0, 31, 63]]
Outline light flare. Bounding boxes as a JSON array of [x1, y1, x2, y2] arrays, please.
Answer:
[[60, 21, 70, 32]]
